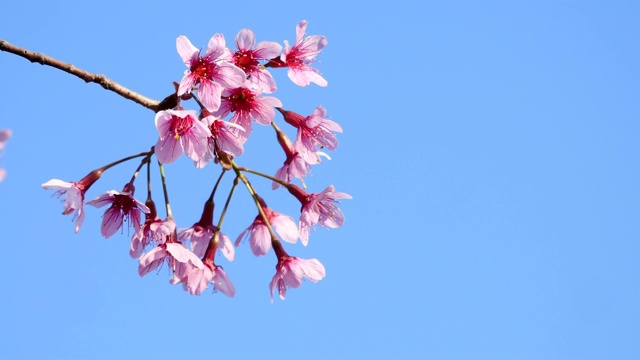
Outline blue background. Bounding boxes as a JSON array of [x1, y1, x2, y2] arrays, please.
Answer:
[[1, 1, 639, 359]]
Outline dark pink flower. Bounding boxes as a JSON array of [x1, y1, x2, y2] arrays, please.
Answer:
[[213, 83, 282, 142], [235, 206, 298, 257], [154, 109, 211, 164], [176, 35, 246, 112], [289, 185, 351, 245], [269, 256, 326, 302], [87, 183, 149, 239], [231, 28, 282, 93]]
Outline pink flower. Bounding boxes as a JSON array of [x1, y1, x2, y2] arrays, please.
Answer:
[[176, 35, 246, 112], [213, 83, 282, 142], [87, 183, 150, 239], [289, 185, 352, 245], [271, 126, 326, 189], [231, 28, 282, 93], [185, 263, 235, 297], [267, 21, 328, 87], [178, 225, 234, 261], [154, 109, 211, 164], [138, 242, 204, 281], [269, 256, 326, 302], [195, 115, 245, 168], [235, 207, 298, 257], [42, 170, 101, 233], [129, 204, 164, 258], [278, 106, 342, 163]]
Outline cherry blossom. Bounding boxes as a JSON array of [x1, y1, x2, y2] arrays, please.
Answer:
[[195, 115, 245, 168], [129, 203, 164, 259], [288, 184, 352, 245], [269, 256, 326, 302], [138, 242, 204, 281], [185, 262, 235, 297], [231, 28, 282, 93], [87, 183, 150, 239], [278, 106, 342, 163], [267, 20, 328, 87], [235, 206, 298, 257], [154, 109, 211, 164], [42, 170, 101, 233], [176, 35, 246, 112], [213, 82, 282, 142]]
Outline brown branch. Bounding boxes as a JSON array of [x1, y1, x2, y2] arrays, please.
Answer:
[[0, 39, 178, 113]]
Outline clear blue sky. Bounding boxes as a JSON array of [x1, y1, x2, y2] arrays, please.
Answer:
[[1, 1, 639, 359]]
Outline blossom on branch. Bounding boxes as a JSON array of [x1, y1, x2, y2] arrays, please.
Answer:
[[176, 35, 245, 112], [235, 206, 298, 257], [154, 109, 211, 164], [42, 170, 102, 233], [266, 20, 328, 87], [213, 82, 282, 142], [269, 256, 326, 302], [278, 106, 342, 163], [87, 183, 150, 239], [288, 184, 352, 245], [231, 28, 282, 93]]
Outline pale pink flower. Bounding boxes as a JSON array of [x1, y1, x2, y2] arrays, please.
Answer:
[[178, 225, 234, 261], [231, 28, 282, 93], [278, 106, 342, 163], [176, 35, 246, 112], [42, 179, 86, 233], [87, 183, 150, 239], [213, 83, 282, 142], [154, 109, 211, 164], [267, 21, 328, 87], [273, 153, 313, 189], [269, 256, 326, 302], [195, 115, 245, 168], [42, 170, 102, 233], [288, 184, 352, 245], [185, 263, 235, 297], [272, 125, 325, 189], [235, 207, 298, 257], [138, 242, 204, 281]]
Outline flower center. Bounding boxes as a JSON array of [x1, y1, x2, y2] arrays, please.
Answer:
[[170, 115, 194, 139], [233, 50, 258, 72], [191, 57, 217, 81]]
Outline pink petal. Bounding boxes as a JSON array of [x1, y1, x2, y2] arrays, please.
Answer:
[[101, 207, 123, 238], [138, 247, 167, 276], [235, 29, 255, 51], [176, 36, 199, 65]]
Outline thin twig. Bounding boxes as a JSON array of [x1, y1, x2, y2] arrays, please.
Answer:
[[0, 39, 178, 112]]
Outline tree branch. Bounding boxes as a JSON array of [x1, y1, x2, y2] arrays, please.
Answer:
[[0, 39, 178, 113]]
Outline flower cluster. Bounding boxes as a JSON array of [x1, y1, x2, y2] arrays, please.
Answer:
[[42, 21, 349, 301]]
